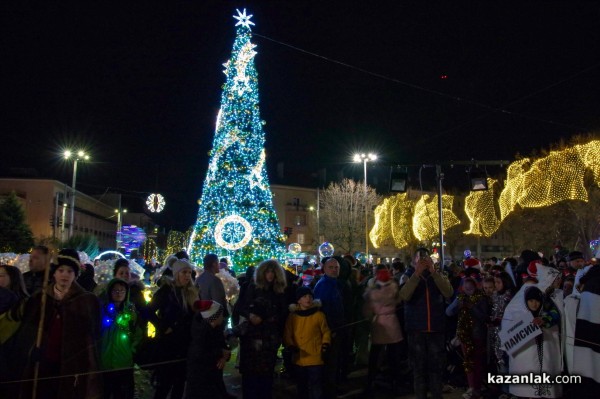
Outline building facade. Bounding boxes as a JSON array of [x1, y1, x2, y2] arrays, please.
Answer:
[[0, 179, 117, 249]]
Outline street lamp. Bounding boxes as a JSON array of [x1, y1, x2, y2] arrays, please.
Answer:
[[354, 152, 377, 263], [115, 208, 127, 250], [64, 150, 89, 238]]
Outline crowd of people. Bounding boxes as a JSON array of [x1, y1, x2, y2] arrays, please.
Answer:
[[0, 244, 599, 399]]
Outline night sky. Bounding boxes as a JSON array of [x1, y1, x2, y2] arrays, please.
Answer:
[[2, 2, 600, 230]]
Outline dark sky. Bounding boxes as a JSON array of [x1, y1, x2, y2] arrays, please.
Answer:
[[2, 2, 600, 229]]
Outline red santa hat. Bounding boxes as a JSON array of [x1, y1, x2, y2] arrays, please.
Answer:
[[463, 258, 481, 269], [193, 300, 223, 322], [527, 260, 541, 277]]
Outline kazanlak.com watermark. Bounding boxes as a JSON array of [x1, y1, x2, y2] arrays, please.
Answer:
[[487, 373, 582, 384]]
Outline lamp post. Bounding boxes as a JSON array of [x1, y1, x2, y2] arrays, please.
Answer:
[[354, 152, 377, 263], [64, 150, 89, 238], [115, 208, 127, 250]]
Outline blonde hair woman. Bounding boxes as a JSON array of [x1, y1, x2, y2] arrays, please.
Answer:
[[147, 259, 198, 399]]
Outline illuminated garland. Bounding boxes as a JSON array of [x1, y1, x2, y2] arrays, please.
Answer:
[[102, 302, 137, 342], [456, 292, 486, 373]]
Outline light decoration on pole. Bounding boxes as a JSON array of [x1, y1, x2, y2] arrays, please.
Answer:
[[146, 194, 165, 213], [188, 9, 285, 272]]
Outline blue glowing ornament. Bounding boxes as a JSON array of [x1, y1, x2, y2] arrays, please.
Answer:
[[318, 242, 335, 258], [464, 249, 472, 259], [354, 252, 367, 264], [591, 238, 600, 257]]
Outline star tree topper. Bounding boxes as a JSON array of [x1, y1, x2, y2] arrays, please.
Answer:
[[234, 9, 255, 29]]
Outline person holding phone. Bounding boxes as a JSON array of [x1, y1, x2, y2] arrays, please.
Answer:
[[399, 247, 453, 399]]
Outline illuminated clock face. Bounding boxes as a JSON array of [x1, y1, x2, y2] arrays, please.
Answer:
[[214, 215, 253, 250]]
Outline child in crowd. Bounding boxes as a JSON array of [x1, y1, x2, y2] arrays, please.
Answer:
[[482, 277, 495, 297], [284, 286, 331, 399], [185, 300, 230, 399], [508, 286, 562, 398], [100, 278, 143, 399], [446, 274, 489, 399]]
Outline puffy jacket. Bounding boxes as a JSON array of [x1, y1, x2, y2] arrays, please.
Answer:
[[284, 300, 331, 366], [313, 275, 345, 330], [400, 269, 453, 333]]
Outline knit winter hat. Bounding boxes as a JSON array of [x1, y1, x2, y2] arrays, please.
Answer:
[[194, 299, 223, 322], [463, 258, 481, 269], [568, 251, 584, 262], [54, 248, 81, 277], [296, 286, 313, 301], [525, 286, 543, 302], [376, 268, 392, 283], [172, 259, 193, 278], [248, 297, 269, 320]]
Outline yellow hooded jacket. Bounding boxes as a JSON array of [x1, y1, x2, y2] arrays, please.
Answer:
[[283, 300, 331, 367]]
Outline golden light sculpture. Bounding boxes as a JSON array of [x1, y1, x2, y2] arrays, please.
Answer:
[[412, 194, 460, 241], [499, 140, 600, 221], [370, 193, 416, 249], [498, 158, 530, 220], [464, 178, 501, 236], [575, 141, 600, 184], [370, 140, 600, 249], [370, 197, 393, 248], [390, 193, 416, 248]]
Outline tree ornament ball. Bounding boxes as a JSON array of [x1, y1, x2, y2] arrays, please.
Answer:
[[288, 243, 302, 254], [464, 249, 472, 258], [318, 242, 335, 257], [354, 252, 367, 264], [227, 181, 235, 188]]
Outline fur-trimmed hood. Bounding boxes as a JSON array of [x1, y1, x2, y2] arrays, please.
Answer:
[[254, 259, 287, 294], [288, 299, 322, 315]]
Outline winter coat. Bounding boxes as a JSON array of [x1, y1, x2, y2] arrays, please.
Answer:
[[0, 287, 18, 314], [99, 279, 144, 370], [400, 269, 453, 333], [284, 300, 331, 366], [196, 271, 228, 318], [147, 282, 194, 360], [364, 279, 403, 344], [17, 282, 102, 399], [185, 313, 228, 399], [313, 275, 345, 330]]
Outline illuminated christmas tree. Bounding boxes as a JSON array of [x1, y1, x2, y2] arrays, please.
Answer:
[[188, 9, 285, 271]]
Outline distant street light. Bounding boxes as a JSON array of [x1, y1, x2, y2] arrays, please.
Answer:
[[64, 150, 89, 238], [115, 208, 127, 249], [354, 153, 377, 263]]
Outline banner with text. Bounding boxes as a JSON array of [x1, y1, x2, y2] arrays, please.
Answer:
[[499, 311, 542, 357]]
